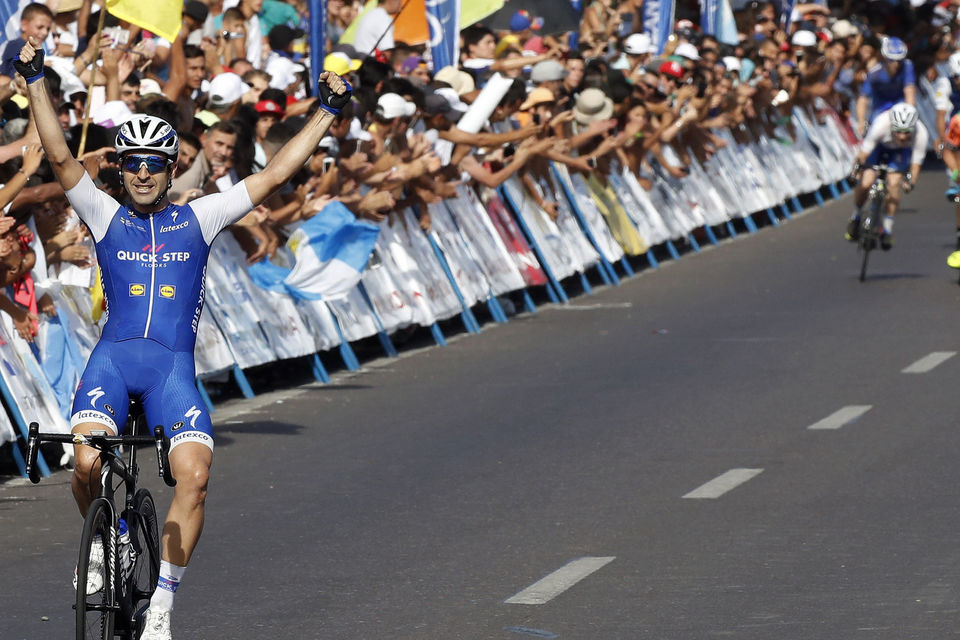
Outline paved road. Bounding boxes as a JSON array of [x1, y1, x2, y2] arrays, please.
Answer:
[[5, 170, 960, 640]]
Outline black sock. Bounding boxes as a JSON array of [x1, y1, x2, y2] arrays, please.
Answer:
[[955, 228, 960, 249]]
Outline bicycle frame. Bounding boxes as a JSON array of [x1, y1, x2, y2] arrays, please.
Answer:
[[857, 165, 889, 281]]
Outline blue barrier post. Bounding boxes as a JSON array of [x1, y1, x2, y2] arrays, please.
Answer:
[[498, 186, 569, 304], [665, 239, 681, 259], [423, 229, 481, 334], [646, 250, 659, 268], [522, 290, 537, 314], [232, 365, 255, 399], [840, 179, 852, 194], [703, 225, 720, 244], [0, 375, 50, 478], [687, 233, 701, 252], [813, 189, 825, 206], [790, 197, 803, 213], [196, 378, 216, 413], [311, 354, 330, 383], [430, 323, 447, 346], [779, 202, 792, 219], [549, 163, 621, 287], [487, 294, 509, 322], [725, 222, 738, 238], [828, 182, 840, 199], [356, 282, 399, 358], [329, 314, 361, 370], [619, 257, 634, 276], [743, 214, 759, 233], [579, 272, 593, 294]]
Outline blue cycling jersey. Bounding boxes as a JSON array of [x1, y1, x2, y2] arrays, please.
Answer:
[[65, 173, 254, 450], [860, 60, 916, 115]]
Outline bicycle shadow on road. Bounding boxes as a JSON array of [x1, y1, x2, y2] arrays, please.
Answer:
[[857, 272, 927, 281], [213, 421, 305, 447]]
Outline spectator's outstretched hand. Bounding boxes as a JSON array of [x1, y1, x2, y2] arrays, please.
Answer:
[[22, 144, 44, 176]]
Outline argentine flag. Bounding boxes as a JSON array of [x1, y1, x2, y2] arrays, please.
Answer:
[[248, 202, 380, 301]]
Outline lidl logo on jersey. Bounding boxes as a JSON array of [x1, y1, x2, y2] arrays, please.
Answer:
[[159, 285, 176, 299], [129, 284, 146, 296]]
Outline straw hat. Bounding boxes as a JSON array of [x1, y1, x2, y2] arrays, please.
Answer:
[[520, 87, 554, 111], [434, 66, 475, 96], [573, 88, 614, 125]]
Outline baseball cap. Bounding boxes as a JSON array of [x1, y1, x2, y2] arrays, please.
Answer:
[[434, 87, 468, 114], [423, 92, 462, 122], [268, 24, 305, 51], [207, 73, 250, 108], [324, 52, 361, 76], [530, 59, 568, 83], [791, 29, 818, 47], [400, 55, 424, 74], [255, 99, 285, 116], [510, 10, 542, 32], [674, 42, 701, 61], [659, 60, 685, 78], [624, 33, 654, 55], [831, 19, 859, 39], [376, 93, 416, 120], [722, 56, 742, 72]]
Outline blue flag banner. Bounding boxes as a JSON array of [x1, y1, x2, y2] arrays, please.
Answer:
[[248, 202, 380, 301], [701, 0, 739, 45], [643, 0, 675, 56], [426, 0, 460, 72], [779, 0, 796, 30], [309, 0, 328, 97]]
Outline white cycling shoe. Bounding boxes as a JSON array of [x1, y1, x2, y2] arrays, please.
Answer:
[[72, 536, 104, 595], [140, 607, 173, 640]]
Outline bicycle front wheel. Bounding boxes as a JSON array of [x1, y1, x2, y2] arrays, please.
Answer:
[[76, 498, 116, 640], [131, 488, 160, 605]]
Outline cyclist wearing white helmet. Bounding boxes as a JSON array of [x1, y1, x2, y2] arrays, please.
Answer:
[[846, 101, 928, 250], [15, 34, 352, 640], [855, 36, 916, 138]]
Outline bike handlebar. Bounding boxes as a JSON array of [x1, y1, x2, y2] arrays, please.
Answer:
[[26, 423, 177, 487]]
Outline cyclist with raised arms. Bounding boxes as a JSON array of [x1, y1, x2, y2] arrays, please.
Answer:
[[846, 102, 927, 250], [15, 36, 351, 640]]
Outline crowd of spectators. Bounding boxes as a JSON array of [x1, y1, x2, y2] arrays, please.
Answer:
[[0, 0, 952, 343]]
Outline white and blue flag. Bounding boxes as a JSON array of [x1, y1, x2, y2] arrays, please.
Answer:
[[248, 202, 380, 301], [643, 0, 675, 55], [701, 0, 739, 45]]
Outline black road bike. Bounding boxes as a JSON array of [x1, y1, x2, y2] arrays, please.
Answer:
[[857, 164, 889, 282], [26, 402, 176, 639]]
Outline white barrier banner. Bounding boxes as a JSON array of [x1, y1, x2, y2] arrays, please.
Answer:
[[360, 248, 416, 333], [427, 201, 491, 308], [443, 188, 528, 295], [551, 163, 622, 264], [327, 286, 381, 342], [501, 177, 581, 281]]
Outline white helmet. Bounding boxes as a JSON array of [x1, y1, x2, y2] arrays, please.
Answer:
[[114, 115, 179, 160], [889, 102, 918, 132], [880, 36, 908, 61], [949, 51, 960, 77]]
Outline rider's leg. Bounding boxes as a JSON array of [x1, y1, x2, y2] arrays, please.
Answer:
[[884, 172, 902, 227], [71, 422, 110, 517], [855, 168, 876, 210]]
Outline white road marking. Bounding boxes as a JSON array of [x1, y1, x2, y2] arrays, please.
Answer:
[[901, 351, 956, 374], [552, 303, 634, 311], [504, 557, 615, 605], [807, 405, 872, 430], [682, 468, 764, 499]]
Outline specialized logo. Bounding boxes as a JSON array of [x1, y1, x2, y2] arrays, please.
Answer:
[[86, 386, 105, 409], [159, 285, 176, 299], [159, 221, 189, 233], [185, 405, 202, 429], [171, 210, 179, 223], [171, 421, 185, 432], [129, 284, 145, 296]]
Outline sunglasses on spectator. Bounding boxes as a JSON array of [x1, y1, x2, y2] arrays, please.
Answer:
[[122, 155, 169, 174]]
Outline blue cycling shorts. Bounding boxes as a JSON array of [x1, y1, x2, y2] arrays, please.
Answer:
[[865, 145, 911, 173], [70, 338, 213, 452]]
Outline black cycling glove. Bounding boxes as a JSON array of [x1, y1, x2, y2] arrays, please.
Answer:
[[12, 46, 44, 84], [318, 77, 352, 116]]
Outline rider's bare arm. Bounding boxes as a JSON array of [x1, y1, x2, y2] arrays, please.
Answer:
[[20, 37, 85, 191], [243, 72, 348, 207]]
